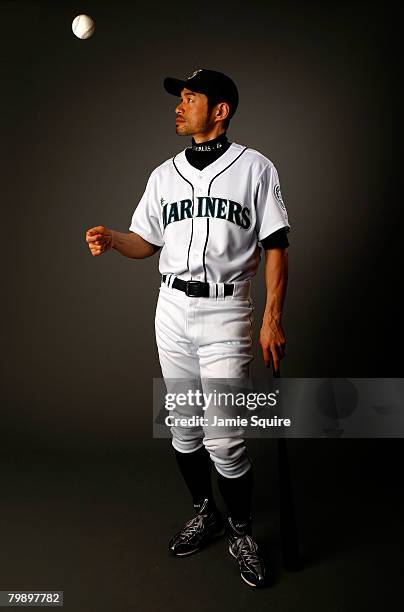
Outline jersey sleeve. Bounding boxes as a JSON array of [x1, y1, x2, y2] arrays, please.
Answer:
[[128, 171, 164, 247], [260, 227, 290, 250], [254, 163, 290, 242]]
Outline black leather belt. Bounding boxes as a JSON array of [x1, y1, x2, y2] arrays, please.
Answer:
[[162, 275, 234, 297]]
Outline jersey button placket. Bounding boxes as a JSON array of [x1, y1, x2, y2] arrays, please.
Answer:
[[200, 177, 209, 282], [190, 176, 207, 278]]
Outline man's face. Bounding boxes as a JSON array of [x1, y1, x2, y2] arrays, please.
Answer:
[[175, 88, 212, 136]]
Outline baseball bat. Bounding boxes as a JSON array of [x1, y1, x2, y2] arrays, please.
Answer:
[[273, 363, 302, 570]]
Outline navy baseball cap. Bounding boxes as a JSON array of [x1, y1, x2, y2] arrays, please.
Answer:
[[163, 69, 239, 119]]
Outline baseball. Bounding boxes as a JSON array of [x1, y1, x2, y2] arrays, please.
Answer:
[[72, 14, 95, 40]]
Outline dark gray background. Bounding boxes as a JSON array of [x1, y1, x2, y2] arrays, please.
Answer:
[[1, 2, 402, 610], [2, 0, 400, 452]]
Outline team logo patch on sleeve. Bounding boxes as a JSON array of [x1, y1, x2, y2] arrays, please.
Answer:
[[273, 184, 286, 211]]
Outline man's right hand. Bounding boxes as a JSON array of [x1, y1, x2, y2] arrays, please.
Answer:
[[85, 225, 113, 256]]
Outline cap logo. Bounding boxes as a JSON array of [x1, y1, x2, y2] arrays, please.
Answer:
[[187, 69, 203, 80]]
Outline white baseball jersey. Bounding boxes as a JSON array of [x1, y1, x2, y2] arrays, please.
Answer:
[[129, 142, 290, 284]]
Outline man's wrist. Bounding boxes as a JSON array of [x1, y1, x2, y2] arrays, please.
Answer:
[[262, 309, 282, 324]]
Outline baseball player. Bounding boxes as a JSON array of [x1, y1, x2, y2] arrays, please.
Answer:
[[85, 69, 290, 588]]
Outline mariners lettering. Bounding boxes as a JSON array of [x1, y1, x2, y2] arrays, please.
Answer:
[[162, 197, 251, 230]]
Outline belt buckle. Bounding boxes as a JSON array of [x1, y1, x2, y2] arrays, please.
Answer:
[[186, 280, 203, 297]]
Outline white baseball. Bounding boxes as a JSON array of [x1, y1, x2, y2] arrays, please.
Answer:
[[72, 14, 95, 40]]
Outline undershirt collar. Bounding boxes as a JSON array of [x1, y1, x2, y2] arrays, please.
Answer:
[[185, 132, 232, 170], [190, 132, 229, 152]]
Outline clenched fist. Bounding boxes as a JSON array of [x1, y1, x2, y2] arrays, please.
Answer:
[[85, 225, 113, 256]]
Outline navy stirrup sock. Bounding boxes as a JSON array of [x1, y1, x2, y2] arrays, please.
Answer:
[[174, 446, 218, 512], [216, 466, 254, 524]]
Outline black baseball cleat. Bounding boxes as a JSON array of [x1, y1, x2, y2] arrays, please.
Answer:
[[169, 498, 225, 557], [227, 516, 267, 588]]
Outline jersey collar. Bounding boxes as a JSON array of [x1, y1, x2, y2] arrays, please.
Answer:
[[173, 143, 247, 185]]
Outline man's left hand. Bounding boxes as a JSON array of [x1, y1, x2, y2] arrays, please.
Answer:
[[259, 319, 286, 373]]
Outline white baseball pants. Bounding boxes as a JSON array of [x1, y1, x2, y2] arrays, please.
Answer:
[[155, 277, 254, 478]]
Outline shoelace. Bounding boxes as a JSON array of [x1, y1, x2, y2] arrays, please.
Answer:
[[177, 514, 207, 541], [233, 534, 262, 567]]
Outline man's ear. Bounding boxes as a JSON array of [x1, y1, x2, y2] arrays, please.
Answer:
[[215, 102, 230, 122]]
